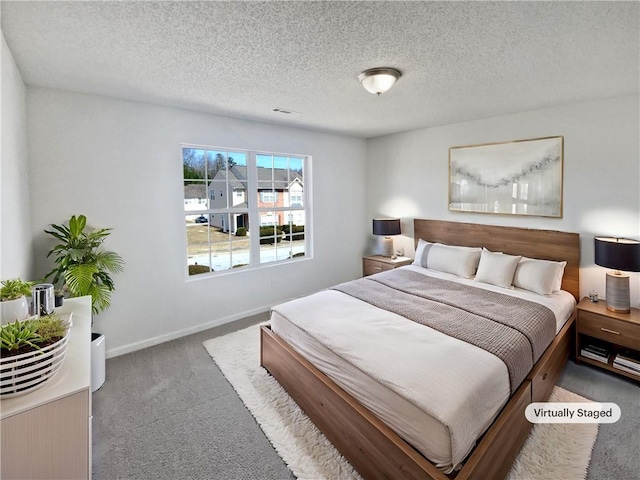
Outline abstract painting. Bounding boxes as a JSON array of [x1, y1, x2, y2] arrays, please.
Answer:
[[449, 136, 563, 217]]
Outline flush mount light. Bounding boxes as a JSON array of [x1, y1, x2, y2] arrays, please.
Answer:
[[358, 67, 401, 96]]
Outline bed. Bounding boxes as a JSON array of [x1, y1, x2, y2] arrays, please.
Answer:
[[260, 219, 580, 480]]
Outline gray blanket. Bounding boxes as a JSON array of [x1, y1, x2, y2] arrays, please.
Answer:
[[331, 269, 556, 392]]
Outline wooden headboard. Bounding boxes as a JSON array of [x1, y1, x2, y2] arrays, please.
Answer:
[[414, 219, 580, 300]]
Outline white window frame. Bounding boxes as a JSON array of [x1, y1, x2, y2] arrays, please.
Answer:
[[260, 191, 276, 203], [182, 144, 312, 278]]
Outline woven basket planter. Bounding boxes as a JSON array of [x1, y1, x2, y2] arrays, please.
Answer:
[[0, 319, 71, 398]]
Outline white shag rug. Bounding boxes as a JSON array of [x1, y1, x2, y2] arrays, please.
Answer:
[[203, 325, 598, 480]]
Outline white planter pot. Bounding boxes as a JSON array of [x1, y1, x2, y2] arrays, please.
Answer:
[[91, 333, 106, 392], [0, 296, 30, 325]]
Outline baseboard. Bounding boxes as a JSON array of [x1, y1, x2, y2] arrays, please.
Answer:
[[105, 305, 271, 358]]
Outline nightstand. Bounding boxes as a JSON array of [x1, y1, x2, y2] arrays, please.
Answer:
[[575, 297, 640, 381], [362, 255, 412, 277]]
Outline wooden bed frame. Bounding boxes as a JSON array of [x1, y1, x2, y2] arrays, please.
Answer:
[[260, 219, 580, 480]]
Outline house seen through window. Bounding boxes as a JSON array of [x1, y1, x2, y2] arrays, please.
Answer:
[[183, 146, 310, 276]]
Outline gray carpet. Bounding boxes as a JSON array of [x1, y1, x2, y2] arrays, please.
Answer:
[[92, 314, 295, 480], [93, 317, 639, 480], [557, 361, 640, 480]]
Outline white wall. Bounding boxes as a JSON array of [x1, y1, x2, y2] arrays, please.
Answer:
[[1, 32, 33, 281], [366, 96, 640, 307], [16, 85, 640, 356], [27, 87, 368, 356]]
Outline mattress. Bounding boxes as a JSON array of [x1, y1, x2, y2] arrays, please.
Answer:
[[270, 266, 575, 472]]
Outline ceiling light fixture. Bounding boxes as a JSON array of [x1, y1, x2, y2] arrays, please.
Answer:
[[358, 67, 401, 96]]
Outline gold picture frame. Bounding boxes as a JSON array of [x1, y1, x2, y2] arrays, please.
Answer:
[[449, 136, 564, 218]]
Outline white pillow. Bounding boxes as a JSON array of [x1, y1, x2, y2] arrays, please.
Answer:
[[514, 257, 567, 295], [426, 243, 482, 278], [474, 248, 522, 288], [552, 261, 567, 292], [412, 239, 433, 267]]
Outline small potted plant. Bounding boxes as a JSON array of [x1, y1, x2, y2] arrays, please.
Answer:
[[0, 279, 35, 325], [0, 314, 71, 397], [54, 286, 67, 308]]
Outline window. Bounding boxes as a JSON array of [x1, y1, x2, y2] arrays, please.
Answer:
[[183, 146, 310, 276], [260, 191, 276, 203]]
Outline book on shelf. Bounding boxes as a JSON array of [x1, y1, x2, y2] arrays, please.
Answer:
[[580, 349, 609, 364], [613, 358, 640, 371], [614, 350, 640, 369], [614, 357, 640, 370], [612, 361, 640, 377], [583, 343, 609, 356]]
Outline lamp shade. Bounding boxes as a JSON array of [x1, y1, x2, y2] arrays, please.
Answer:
[[373, 218, 401, 236], [594, 237, 640, 272]]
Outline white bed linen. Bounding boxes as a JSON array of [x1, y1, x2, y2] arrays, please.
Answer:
[[270, 266, 575, 472]]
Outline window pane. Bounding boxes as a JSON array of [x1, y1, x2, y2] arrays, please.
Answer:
[[259, 243, 277, 265], [288, 209, 305, 227], [209, 180, 229, 209], [289, 157, 303, 180], [258, 183, 276, 208], [184, 180, 209, 212], [229, 151, 247, 169], [231, 226, 250, 268], [259, 223, 280, 243], [257, 154, 274, 171], [207, 151, 225, 180], [256, 158, 293, 208], [183, 149, 206, 180], [209, 151, 247, 177], [210, 214, 232, 271], [259, 211, 278, 227], [281, 211, 305, 259], [186, 219, 212, 275], [289, 188, 304, 207], [207, 212, 250, 271], [274, 181, 287, 207], [259, 218, 304, 264], [288, 159, 304, 207], [229, 154, 247, 208], [259, 220, 280, 265], [258, 231, 287, 264]]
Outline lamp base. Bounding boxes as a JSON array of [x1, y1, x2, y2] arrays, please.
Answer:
[[377, 236, 394, 257], [605, 271, 630, 313]]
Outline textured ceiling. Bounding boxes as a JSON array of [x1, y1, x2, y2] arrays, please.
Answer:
[[1, 1, 638, 138]]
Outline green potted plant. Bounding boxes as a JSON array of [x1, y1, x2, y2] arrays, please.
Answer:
[[44, 214, 124, 315], [43, 214, 124, 391], [1, 314, 72, 397], [0, 279, 35, 325]]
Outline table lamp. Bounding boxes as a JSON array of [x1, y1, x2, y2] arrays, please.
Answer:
[[594, 236, 640, 313], [373, 218, 401, 258]]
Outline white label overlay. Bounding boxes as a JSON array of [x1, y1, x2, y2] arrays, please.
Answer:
[[525, 402, 621, 423]]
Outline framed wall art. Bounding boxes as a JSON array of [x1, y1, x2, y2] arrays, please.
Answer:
[[449, 136, 563, 218]]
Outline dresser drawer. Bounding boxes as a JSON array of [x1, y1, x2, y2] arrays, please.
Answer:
[[363, 259, 395, 276], [578, 311, 640, 350]]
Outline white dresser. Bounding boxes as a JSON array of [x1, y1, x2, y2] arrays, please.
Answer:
[[1, 296, 92, 480]]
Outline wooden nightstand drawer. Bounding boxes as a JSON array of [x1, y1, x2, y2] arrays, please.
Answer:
[[362, 255, 412, 277], [363, 259, 395, 276], [579, 311, 640, 350]]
